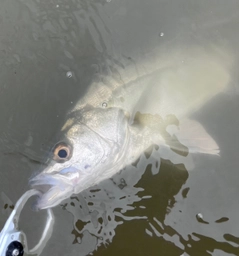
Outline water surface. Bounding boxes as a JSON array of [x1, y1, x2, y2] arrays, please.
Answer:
[[0, 0, 239, 255]]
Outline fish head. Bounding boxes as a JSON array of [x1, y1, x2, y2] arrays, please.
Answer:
[[30, 107, 130, 209]]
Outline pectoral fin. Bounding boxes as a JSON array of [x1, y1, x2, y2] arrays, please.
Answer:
[[166, 119, 219, 156], [126, 114, 218, 172]]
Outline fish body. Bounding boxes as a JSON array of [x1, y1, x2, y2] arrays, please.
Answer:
[[31, 46, 232, 209]]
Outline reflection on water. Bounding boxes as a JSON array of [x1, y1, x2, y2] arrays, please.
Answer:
[[62, 148, 159, 251], [0, 0, 239, 255]]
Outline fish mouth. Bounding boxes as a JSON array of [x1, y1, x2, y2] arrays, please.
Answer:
[[30, 174, 73, 210]]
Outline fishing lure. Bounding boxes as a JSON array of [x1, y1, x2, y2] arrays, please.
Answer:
[[0, 190, 54, 256]]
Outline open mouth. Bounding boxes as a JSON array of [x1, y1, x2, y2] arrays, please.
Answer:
[[30, 173, 64, 188], [30, 174, 73, 209]]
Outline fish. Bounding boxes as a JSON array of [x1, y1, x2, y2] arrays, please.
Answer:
[[30, 45, 232, 209]]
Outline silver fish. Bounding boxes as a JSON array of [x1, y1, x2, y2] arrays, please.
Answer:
[[30, 46, 232, 209]]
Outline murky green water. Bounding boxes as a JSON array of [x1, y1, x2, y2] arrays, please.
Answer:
[[0, 0, 239, 255]]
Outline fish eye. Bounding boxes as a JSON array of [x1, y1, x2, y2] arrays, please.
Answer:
[[53, 143, 72, 162], [58, 149, 67, 158]]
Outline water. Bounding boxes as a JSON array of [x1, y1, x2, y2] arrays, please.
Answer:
[[0, 0, 239, 255]]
